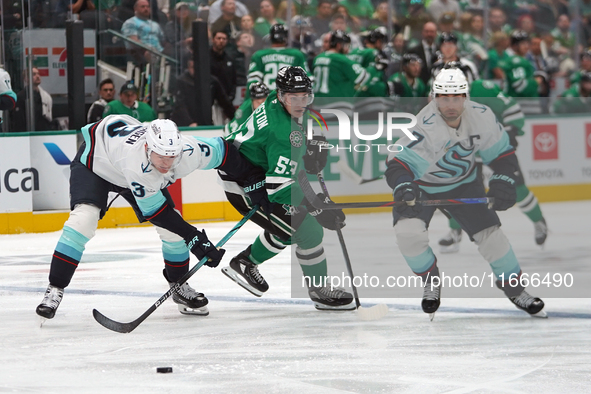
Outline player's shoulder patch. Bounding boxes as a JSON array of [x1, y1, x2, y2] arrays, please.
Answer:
[[289, 130, 303, 147], [481, 80, 495, 89], [235, 108, 243, 119]]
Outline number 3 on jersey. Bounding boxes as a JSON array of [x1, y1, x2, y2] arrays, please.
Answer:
[[274, 156, 297, 175]]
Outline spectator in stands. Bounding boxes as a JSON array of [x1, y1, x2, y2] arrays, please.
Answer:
[[54, 0, 96, 28], [87, 78, 115, 123], [487, 31, 510, 79], [333, 4, 361, 32], [103, 81, 157, 122], [254, 0, 284, 39], [275, 0, 296, 23], [2, 0, 26, 29], [338, 0, 375, 27], [367, 1, 398, 31], [487, 7, 512, 36], [121, 0, 165, 65], [211, 0, 243, 43], [310, 0, 333, 37], [550, 14, 576, 75], [527, 36, 551, 100], [207, 0, 249, 25], [11, 67, 55, 132], [164, 2, 194, 58], [171, 58, 235, 126], [459, 0, 484, 14], [427, 0, 460, 24], [232, 31, 256, 86], [330, 13, 363, 49], [407, 21, 438, 84], [517, 14, 538, 38], [240, 14, 264, 51], [553, 71, 591, 114], [290, 16, 317, 56], [570, 50, 591, 87], [461, 12, 486, 67], [210, 30, 238, 102], [385, 32, 406, 77]]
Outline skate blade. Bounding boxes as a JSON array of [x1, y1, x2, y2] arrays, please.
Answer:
[[38, 316, 47, 327], [429, 312, 435, 321], [178, 304, 209, 316], [530, 309, 548, 318], [313, 301, 356, 311], [357, 304, 388, 321], [439, 244, 460, 254], [221, 266, 264, 297]]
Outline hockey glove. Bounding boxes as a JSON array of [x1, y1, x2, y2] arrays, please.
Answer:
[[487, 174, 516, 211], [184, 229, 225, 267], [505, 126, 519, 149], [243, 170, 274, 216], [303, 136, 329, 174], [305, 193, 346, 230], [393, 182, 423, 218]]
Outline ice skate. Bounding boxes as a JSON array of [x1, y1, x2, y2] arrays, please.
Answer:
[[422, 277, 441, 321], [164, 270, 209, 316], [534, 218, 548, 246], [438, 228, 462, 253], [308, 285, 355, 311], [221, 249, 269, 297], [36, 284, 64, 322], [509, 290, 547, 318]]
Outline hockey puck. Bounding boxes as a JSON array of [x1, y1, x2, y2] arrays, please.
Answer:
[[156, 367, 173, 373]]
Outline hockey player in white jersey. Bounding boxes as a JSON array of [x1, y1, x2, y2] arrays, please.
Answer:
[[36, 115, 264, 321], [385, 67, 546, 319], [0, 66, 17, 123]]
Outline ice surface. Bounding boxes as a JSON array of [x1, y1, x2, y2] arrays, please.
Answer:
[[1, 201, 590, 393]]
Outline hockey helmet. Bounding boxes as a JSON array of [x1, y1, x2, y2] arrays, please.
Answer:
[[249, 82, 270, 99], [580, 71, 591, 84], [401, 53, 422, 67], [276, 66, 314, 105], [374, 51, 389, 71], [367, 27, 387, 44], [439, 32, 458, 45], [329, 29, 351, 48], [511, 30, 529, 46], [146, 119, 183, 170], [431, 66, 469, 97], [270, 23, 288, 44]]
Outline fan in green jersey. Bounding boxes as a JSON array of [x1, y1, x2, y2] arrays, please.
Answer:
[[245, 24, 311, 100], [220, 66, 355, 310], [312, 30, 370, 98], [554, 71, 591, 114], [225, 82, 270, 135], [569, 50, 591, 88]]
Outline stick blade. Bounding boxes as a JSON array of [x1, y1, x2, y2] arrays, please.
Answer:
[[93, 308, 136, 333], [357, 304, 389, 321]]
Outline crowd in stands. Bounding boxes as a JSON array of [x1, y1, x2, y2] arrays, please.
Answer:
[[4, 0, 591, 132]]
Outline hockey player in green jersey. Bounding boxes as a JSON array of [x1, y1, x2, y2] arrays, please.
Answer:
[[312, 30, 370, 98], [346, 28, 386, 68], [246, 24, 311, 100], [387, 54, 429, 114], [225, 82, 270, 135], [356, 52, 390, 97], [554, 71, 591, 114], [439, 76, 548, 252], [569, 50, 591, 88], [219, 66, 355, 310], [498, 31, 541, 98]]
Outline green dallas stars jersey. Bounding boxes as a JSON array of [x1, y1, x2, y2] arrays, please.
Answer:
[[499, 55, 539, 98], [225, 91, 306, 206], [246, 47, 311, 99], [388, 72, 428, 97], [356, 66, 388, 97], [225, 98, 254, 135], [312, 51, 369, 97], [470, 79, 525, 136], [346, 47, 377, 68], [553, 86, 591, 114]]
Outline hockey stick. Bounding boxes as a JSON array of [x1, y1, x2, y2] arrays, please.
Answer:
[[299, 170, 494, 210], [93, 206, 259, 333], [336, 160, 383, 184], [316, 172, 388, 321]]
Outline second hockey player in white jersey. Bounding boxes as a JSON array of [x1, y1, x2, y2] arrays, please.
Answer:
[[385, 66, 546, 319], [36, 115, 264, 322]]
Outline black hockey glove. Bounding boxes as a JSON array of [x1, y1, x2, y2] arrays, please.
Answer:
[[243, 169, 274, 216], [505, 126, 519, 149], [184, 230, 225, 267], [487, 173, 516, 211], [305, 193, 346, 230], [303, 135, 329, 174], [393, 182, 423, 218]]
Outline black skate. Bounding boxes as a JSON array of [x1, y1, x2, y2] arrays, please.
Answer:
[[221, 250, 269, 297], [422, 277, 441, 321], [438, 228, 462, 254], [509, 290, 547, 318], [308, 285, 355, 311], [36, 284, 64, 320], [163, 270, 209, 316], [534, 218, 548, 246]]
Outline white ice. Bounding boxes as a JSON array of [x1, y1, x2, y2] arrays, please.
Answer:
[[1, 201, 591, 393]]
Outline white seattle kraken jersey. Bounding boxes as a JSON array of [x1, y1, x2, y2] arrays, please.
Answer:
[[79, 115, 225, 216], [0, 67, 16, 100], [389, 99, 512, 193]]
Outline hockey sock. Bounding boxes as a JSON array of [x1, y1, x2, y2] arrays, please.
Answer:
[[296, 245, 328, 287], [162, 240, 190, 282], [516, 185, 543, 223], [448, 217, 461, 230], [249, 231, 287, 264], [49, 226, 90, 288]]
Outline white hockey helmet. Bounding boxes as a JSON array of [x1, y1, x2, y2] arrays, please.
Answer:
[[431, 67, 469, 97], [146, 119, 183, 169]]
